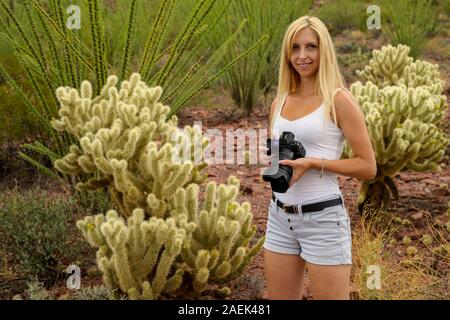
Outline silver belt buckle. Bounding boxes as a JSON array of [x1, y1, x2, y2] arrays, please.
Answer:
[[285, 204, 301, 214]]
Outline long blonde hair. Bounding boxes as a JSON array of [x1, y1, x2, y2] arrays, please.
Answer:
[[270, 16, 352, 132]]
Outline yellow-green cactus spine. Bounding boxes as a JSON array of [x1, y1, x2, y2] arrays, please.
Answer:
[[346, 45, 449, 213]]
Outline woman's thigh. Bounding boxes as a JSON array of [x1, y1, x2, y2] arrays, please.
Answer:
[[306, 262, 351, 300], [264, 249, 307, 300]]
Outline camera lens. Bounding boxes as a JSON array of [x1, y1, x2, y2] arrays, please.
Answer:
[[261, 131, 305, 193]]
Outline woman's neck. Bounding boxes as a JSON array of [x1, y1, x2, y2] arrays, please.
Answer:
[[292, 86, 316, 97], [292, 75, 317, 97]]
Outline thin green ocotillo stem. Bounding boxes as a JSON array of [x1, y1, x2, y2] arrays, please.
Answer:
[[140, 0, 168, 77], [151, 0, 208, 86], [23, 1, 48, 74], [144, 0, 176, 81], [95, 0, 107, 88], [34, 2, 65, 86], [0, 64, 58, 143], [15, 53, 53, 122], [169, 16, 247, 109], [88, 0, 101, 94], [51, 0, 77, 88], [168, 34, 268, 117], [89, 0, 107, 94], [1, 0, 62, 109], [154, 0, 215, 87], [0, 1, 42, 70], [162, 55, 204, 104], [30, 0, 95, 71], [120, 0, 137, 81]]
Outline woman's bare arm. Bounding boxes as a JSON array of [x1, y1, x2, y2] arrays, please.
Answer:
[[308, 90, 377, 180]]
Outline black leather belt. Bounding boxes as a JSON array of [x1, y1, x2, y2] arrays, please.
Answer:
[[272, 193, 343, 214]]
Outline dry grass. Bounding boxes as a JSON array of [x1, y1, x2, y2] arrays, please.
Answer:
[[0, 246, 17, 281], [351, 205, 449, 300]]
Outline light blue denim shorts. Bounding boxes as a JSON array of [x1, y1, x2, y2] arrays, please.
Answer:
[[263, 192, 352, 265]]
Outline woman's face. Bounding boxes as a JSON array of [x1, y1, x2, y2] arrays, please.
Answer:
[[289, 27, 320, 79]]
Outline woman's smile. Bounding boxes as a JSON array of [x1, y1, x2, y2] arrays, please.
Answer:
[[298, 62, 313, 69]]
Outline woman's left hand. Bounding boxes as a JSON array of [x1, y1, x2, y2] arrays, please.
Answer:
[[279, 158, 312, 188]]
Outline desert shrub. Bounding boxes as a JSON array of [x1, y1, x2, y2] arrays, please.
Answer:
[[24, 277, 53, 300], [70, 285, 120, 300], [441, 0, 450, 17], [0, 188, 74, 281], [314, 0, 367, 35], [0, 84, 41, 143]]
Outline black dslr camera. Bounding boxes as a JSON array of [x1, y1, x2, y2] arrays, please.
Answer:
[[262, 131, 306, 193]]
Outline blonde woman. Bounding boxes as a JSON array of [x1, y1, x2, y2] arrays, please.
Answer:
[[263, 16, 376, 300]]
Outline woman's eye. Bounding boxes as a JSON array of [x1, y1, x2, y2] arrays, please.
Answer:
[[292, 44, 316, 50]]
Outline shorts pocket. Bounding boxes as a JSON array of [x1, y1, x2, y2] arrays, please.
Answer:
[[309, 206, 340, 227]]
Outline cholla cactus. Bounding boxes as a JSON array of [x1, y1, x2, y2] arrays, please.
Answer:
[[345, 45, 448, 212], [51, 73, 208, 218], [51, 73, 264, 299], [78, 209, 190, 299]]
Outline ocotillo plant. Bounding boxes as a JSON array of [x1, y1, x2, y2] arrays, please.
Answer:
[[0, 0, 265, 182], [51, 73, 264, 299], [380, 0, 440, 59], [344, 44, 448, 214]]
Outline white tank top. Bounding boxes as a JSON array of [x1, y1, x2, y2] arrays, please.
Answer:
[[272, 92, 345, 204]]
